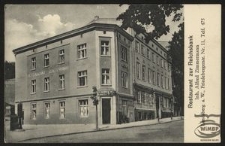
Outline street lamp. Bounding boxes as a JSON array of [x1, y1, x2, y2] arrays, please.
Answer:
[[90, 86, 99, 130]]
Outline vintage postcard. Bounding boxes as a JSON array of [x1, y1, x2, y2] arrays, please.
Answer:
[[4, 4, 221, 143]]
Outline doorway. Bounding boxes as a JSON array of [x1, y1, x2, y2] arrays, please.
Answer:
[[156, 95, 159, 118], [102, 98, 111, 124]]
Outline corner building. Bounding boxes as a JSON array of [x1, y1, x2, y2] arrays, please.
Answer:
[[13, 17, 173, 125]]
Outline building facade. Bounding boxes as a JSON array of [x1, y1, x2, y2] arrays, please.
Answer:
[[13, 17, 173, 125]]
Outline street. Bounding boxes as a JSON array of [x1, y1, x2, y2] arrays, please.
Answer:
[[22, 120, 183, 143]]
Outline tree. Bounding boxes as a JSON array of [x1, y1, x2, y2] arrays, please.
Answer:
[[168, 22, 184, 115], [4, 61, 15, 80], [117, 4, 183, 42]]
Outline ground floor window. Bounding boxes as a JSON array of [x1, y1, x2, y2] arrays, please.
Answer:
[[135, 110, 155, 121], [45, 103, 50, 119], [149, 94, 153, 105], [59, 101, 65, 119], [79, 100, 88, 117], [122, 100, 128, 116], [31, 103, 36, 120], [137, 91, 141, 103]]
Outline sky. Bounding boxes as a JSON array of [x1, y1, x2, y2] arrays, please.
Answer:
[[5, 4, 183, 62]]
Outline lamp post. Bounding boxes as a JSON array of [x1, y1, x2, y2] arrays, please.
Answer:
[[90, 86, 99, 130]]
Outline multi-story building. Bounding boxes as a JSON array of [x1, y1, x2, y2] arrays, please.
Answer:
[[13, 16, 173, 125], [131, 33, 173, 121]]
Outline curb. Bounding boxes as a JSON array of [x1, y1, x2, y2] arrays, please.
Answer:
[[19, 118, 183, 143]]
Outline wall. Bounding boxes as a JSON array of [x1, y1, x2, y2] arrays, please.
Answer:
[[23, 96, 96, 124]]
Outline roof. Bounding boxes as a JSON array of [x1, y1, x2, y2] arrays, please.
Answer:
[[89, 16, 170, 53], [13, 21, 133, 55], [88, 16, 122, 26], [158, 41, 170, 50]]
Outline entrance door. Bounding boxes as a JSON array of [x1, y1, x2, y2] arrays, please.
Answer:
[[156, 96, 159, 118], [102, 98, 111, 124]]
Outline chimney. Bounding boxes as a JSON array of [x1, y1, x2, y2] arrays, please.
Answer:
[[94, 16, 99, 21]]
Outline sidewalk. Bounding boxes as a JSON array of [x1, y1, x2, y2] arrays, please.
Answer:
[[4, 116, 183, 143]]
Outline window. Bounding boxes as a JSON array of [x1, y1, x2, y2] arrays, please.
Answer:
[[168, 78, 170, 89], [156, 56, 159, 65], [152, 53, 155, 63], [147, 49, 150, 60], [141, 45, 144, 56], [164, 76, 167, 89], [157, 73, 160, 87], [135, 41, 140, 53], [45, 103, 50, 119], [124, 38, 126, 43], [161, 75, 164, 88], [31, 57, 36, 70], [149, 94, 153, 105], [146, 93, 149, 104], [79, 100, 88, 117], [168, 64, 171, 71], [165, 61, 167, 70], [44, 77, 50, 92], [59, 49, 65, 63], [163, 98, 167, 108], [169, 99, 171, 108], [161, 59, 164, 68], [122, 100, 128, 116], [31, 103, 36, 120], [141, 91, 146, 104], [101, 41, 110, 56], [121, 72, 128, 88], [152, 71, 155, 85], [148, 68, 151, 83], [77, 43, 87, 59], [165, 77, 167, 89], [121, 46, 127, 62], [59, 75, 65, 89], [142, 65, 146, 81], [78, 71, 87, 86], [31, 80, 36, 94], [102, 69, 111, 85], [118, 34, 121, 39], [59, 101, 65, 119], [136, 62, 140, 79], [164, 60, 167, 70], [44, 54, 49, 67], [137, 91, 141, 103]]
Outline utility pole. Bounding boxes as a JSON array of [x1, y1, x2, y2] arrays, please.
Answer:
[[90, 86, 99, 130]]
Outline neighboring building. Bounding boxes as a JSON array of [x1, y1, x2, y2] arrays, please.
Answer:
[[4, 79, 15, 116], [13, 16, 173, 125], [130, 33, 173, 120]]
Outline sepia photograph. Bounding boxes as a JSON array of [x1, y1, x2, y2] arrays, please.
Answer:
[[4, 4, 193, 143]]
